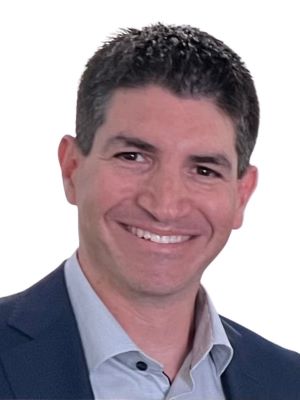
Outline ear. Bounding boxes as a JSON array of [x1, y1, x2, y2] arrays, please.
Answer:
[[233, 165, 258, 229], [58, 135, 81, 205]]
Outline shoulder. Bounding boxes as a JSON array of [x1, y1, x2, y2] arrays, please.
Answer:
[[221, 316, 300, 391], [221, 315, 300, 358], [0, 264, 68, 349], [0, 263, 66, 309]]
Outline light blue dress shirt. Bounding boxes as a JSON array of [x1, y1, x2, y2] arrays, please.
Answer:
[[65, 253, 233, 399]]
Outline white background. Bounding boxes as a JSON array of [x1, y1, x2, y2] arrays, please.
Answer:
[[0, 1, 299, 352]]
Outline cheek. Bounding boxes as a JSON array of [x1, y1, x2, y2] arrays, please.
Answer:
[[78, 171, 136, 221], [199, 188, 240, 232]]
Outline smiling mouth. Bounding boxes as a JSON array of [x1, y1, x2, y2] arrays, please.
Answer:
[[126, 225, 191, 244]]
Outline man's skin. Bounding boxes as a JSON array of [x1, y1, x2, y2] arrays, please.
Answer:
[[58, 84, 257, 380]]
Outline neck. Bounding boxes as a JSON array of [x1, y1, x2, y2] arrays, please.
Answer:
[[79, 254, 200, 380]]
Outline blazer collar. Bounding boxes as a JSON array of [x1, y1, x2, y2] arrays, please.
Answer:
[[221, 317, 268, 400], [1, 264, 94, 399]]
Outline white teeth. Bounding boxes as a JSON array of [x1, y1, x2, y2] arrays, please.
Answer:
[[128, 226, 190, 244], [136, 228, 144, 238]]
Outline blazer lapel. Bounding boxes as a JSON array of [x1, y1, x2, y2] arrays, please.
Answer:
[[221, 317, 268, 400], [1, 265, 94, 399]]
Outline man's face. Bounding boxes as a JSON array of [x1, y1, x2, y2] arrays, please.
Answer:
[[59, 85, 257, 300]]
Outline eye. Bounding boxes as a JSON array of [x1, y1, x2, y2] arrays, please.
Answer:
[[196, 166, 222, 178], [114, 152, 145, 162]]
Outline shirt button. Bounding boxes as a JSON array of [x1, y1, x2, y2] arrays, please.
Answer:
[[136, 361, 148, 371]]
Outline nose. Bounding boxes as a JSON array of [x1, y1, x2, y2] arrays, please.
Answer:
[[136, 167, 192, 223]]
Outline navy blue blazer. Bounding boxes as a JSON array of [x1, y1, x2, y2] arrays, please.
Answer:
[[0, 264, 300, 399]]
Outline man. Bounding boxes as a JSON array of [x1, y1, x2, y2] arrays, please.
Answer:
[[0, 23, 299, 400]]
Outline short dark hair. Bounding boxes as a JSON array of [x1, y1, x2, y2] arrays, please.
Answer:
[[76, 23, 259, 177]]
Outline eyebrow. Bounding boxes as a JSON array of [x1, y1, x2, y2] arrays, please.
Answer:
[[103, 134, 157, 153], [189, 154, 232, 170]]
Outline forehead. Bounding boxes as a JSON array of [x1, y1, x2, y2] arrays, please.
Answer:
[[95, 85, 236, 154]]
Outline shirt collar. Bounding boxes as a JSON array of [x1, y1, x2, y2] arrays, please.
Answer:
[[64, 252, 233, 376], [191, 288, 233, 375]]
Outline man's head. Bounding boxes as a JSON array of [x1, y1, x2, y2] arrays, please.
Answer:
[[59, 23, 258, 301], [76, 23, 259, 178]]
